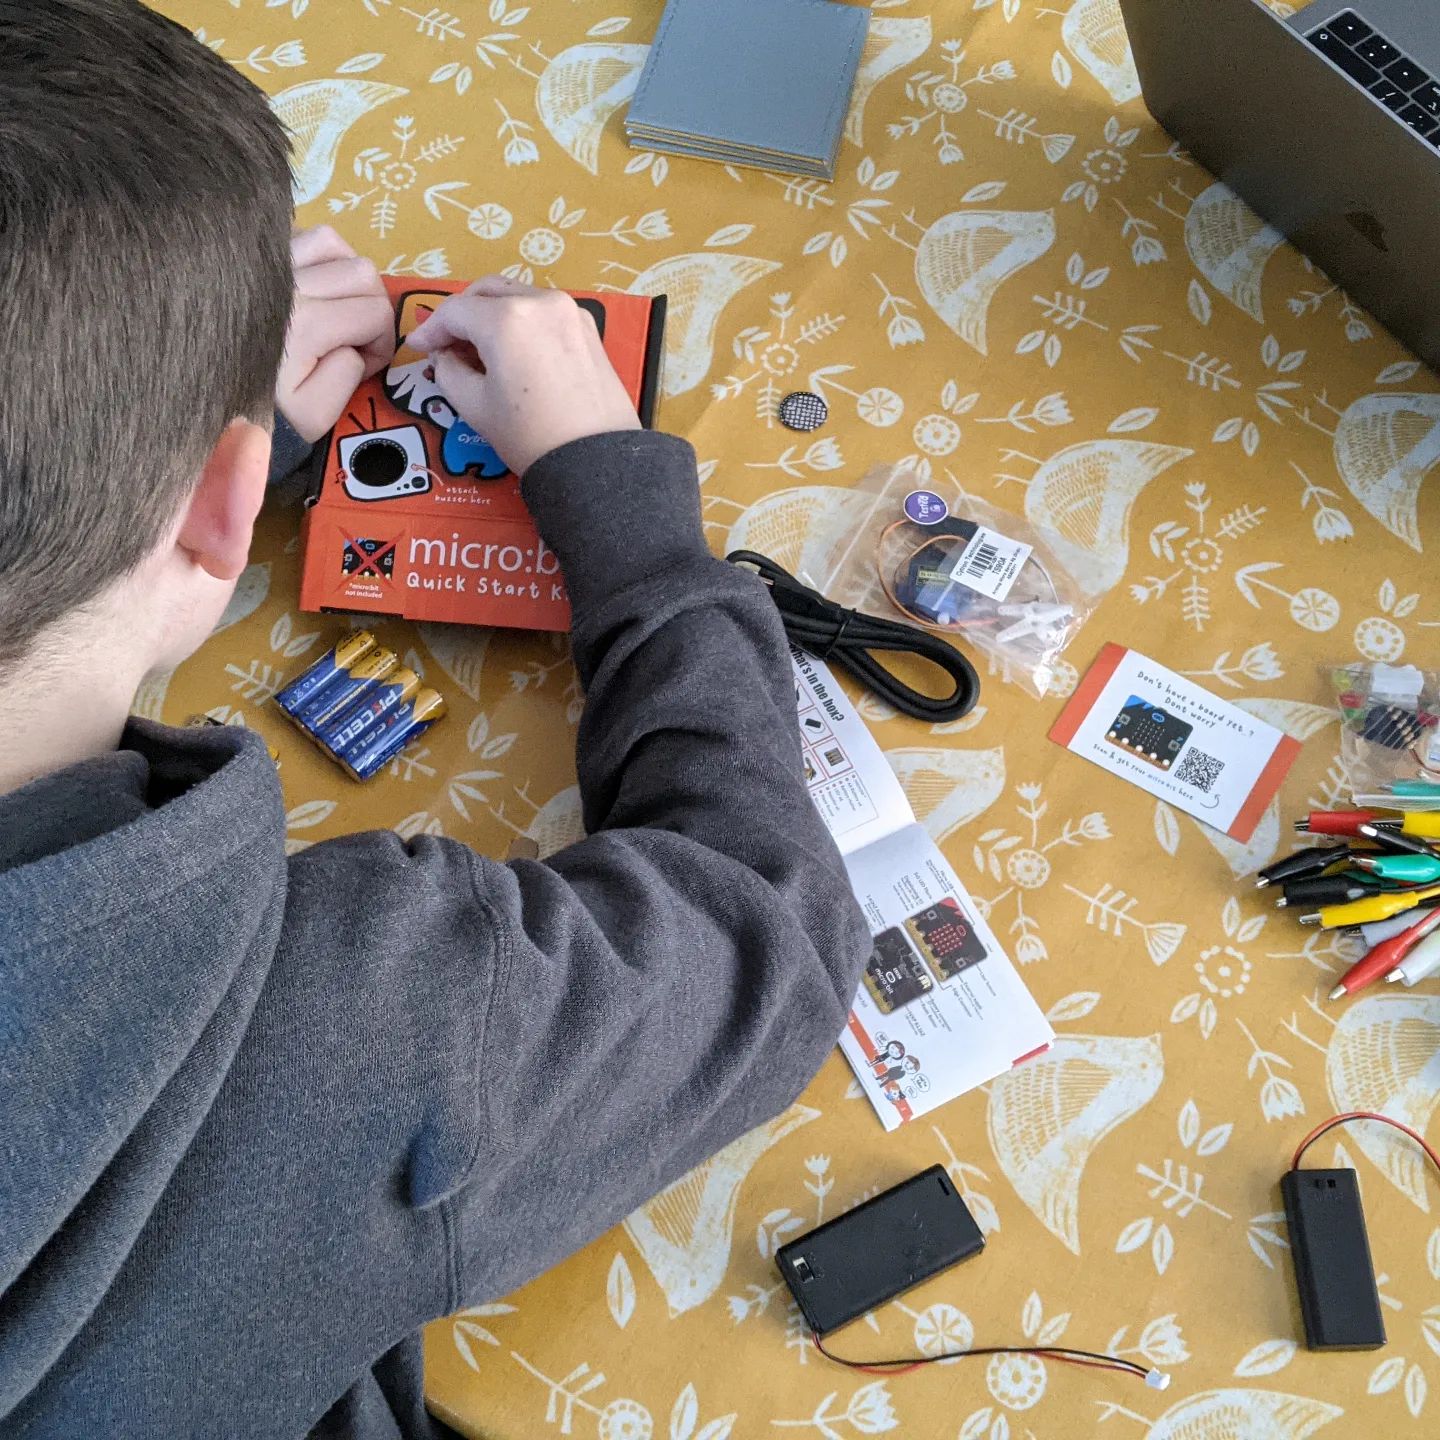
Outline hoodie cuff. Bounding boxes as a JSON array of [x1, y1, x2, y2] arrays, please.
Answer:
[[268, 411, 316, 486], [521, 431, 708, 615]]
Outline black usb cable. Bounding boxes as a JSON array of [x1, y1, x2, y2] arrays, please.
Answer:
[[728, 550, 980, 724]]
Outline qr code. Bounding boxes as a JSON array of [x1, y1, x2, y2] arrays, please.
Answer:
[[1175, 748, 1225, 792]]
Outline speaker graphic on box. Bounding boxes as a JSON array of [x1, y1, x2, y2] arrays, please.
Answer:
[[338, 424, 431, 503]]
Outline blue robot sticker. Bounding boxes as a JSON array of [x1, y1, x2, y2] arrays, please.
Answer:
[[442, 419, 508, 480]]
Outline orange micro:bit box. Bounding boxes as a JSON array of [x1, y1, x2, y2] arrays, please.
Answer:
[[298, 278, 667, 631]]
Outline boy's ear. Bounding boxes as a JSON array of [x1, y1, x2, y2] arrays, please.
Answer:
[[176, 419, 272, 582]]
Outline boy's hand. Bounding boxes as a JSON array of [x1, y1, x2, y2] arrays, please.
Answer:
[[407, 276, 640, 477], [276, 227, 395, 443]]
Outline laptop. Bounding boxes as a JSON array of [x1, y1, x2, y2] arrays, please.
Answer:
[[1119, 0, 1440, 371]]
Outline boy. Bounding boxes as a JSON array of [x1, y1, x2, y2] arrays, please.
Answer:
[[0, 3, 870, 1437]]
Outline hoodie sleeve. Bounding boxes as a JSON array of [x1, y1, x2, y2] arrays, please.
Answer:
[[261, 429, 870, 1340], [268, 411, 315, 485], [433, 431, 872, 1301]]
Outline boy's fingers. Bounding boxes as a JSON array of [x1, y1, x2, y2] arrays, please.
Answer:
[[301, 345, 367, 399], [432, 346, 487, 390], [359, 328, 397, 378], [407, 295, 504, 356], [291, 225, 358, 269], [461, 273, 538, 299], [432, 348, 489, 410], [296, 293, 396, 361], [296, 255, 385, 301], [291, 348, 368, 438]]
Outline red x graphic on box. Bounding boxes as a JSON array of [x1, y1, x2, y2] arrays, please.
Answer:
[[341, 532, 398, 580]]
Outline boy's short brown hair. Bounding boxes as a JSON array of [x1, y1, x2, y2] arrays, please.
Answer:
[[0, 0, 294, 669]]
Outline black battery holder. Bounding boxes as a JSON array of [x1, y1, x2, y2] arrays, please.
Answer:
[[775, 1165, 984, 1336], [1282, 1167, 1386, 1350]]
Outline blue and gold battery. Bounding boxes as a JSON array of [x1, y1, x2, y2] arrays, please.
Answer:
[[344, 688, 448, 780], [273, 635, 446, 780], [319, 667, 421, 755], [274, 630, 376, 716], [291, 646, 400, 730]]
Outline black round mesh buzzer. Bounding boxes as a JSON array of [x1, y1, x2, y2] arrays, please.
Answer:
[[348, 437, 409, 487]]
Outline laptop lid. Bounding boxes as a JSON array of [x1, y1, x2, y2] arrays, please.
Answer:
[[1119, 0, 1440, 370]]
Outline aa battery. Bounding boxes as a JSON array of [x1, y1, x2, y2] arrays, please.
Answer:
[[319, 667, 421, 755], [292, 647, 399, 730], [344, 689, 448, 779], [274, 631, 376, 716]]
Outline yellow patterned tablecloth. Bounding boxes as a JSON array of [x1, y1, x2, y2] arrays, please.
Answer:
[[153, 1, 1440, 1435]]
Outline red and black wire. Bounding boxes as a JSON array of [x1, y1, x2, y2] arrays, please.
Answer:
[[810, 1332, 1155, 1383], [1291, 1110, 1440, 1177]]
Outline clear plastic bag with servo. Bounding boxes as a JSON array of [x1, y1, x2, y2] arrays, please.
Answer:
[[1326, 662, 1440, 811], [793, 464, 1092, 699]]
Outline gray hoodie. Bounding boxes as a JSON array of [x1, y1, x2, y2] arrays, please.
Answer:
[[0, 430, 871, 1437]]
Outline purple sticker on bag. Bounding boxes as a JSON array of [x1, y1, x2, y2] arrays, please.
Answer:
[[904, 490, 948, 525]]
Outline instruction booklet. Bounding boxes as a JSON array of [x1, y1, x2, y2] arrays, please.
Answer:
[[791, 648, 1054, 1131]]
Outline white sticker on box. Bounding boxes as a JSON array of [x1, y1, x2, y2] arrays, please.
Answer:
[[951, 525, 1032, 601]]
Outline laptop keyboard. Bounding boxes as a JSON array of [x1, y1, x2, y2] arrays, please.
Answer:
[[1307, 10, 1440, 145]]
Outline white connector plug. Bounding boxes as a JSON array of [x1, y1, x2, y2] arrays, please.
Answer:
[[1145, 1369, 1172, 1390]]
